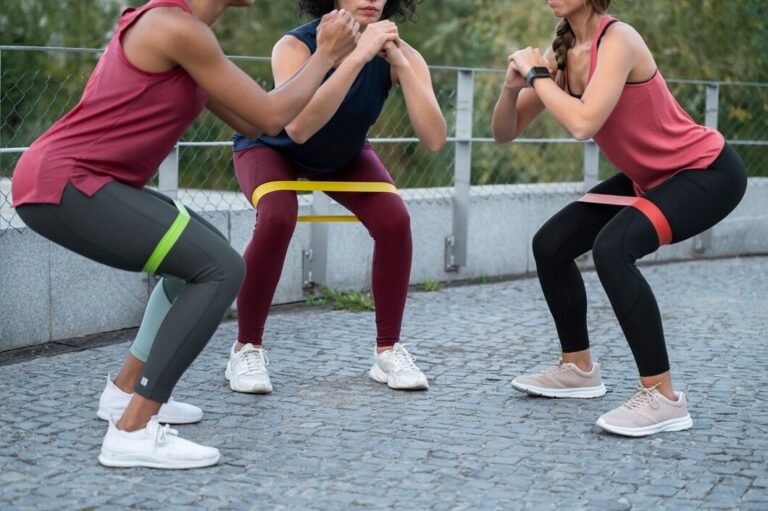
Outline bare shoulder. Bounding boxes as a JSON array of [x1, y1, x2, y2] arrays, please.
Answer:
[[140, 7, 217, 57], [602, 21, 648, 52], [272, 34, 312, 59]]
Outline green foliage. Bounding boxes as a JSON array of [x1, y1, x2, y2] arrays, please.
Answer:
[[306, 286, 375, 312], [422, 280, 441, 292], [2, 1, 766, 182]]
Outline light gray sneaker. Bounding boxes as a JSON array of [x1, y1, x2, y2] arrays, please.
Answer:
[[368, 343, 429, 390], [511, 360, 607, 398], [596, 383, 693, 437], [225, 342, 273, 394]]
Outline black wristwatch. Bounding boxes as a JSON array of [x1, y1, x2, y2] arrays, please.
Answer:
[[526, 66, 551, 87]]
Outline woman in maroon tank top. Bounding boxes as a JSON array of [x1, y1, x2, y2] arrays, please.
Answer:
[[13, 0, 359, 469], [492, 0, 746, 436]]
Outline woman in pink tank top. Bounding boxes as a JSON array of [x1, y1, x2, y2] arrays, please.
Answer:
[[12, 0, 359, 469], [492, 0, 746, 437]]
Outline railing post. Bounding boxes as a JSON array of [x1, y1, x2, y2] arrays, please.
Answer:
[[695, 83, 721, 254], [158, 145, 179, 199], [0, 48, 3, 149], [446, 69, 474, 272], [303, 192, 329, 288], [583, 140, 600, 190]]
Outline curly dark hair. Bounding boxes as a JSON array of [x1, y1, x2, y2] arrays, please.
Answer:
[[297, 0, 420, 22]]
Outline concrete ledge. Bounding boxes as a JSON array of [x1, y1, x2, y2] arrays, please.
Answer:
[[2, 178, 766, 350]]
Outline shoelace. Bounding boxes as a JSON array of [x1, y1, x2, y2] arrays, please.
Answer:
[[239, 347, 269, 374], [390, 344, 419, 371], [155, 423, 179, 445], [542, 360, 568, 374], [622, 382, 661, 411]]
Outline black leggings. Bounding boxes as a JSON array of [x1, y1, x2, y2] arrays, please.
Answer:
[[532, 144, 747, 376], [16, 182, 245, 402]]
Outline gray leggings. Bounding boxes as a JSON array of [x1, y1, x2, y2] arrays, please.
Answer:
[[16, 182, 245, 402]]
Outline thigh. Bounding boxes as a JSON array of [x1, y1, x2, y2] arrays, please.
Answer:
[[17, 181, 230, 276], [233, 147, 300, 204], [319, 147, 403, 218], [142, 187, 226, 242], [535, 173, 635, 254], [643, 145, 748, 243]]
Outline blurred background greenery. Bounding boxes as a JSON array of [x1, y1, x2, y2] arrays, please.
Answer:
[[1, 0, 766, 192]]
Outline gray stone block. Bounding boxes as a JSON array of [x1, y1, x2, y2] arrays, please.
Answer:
[[0, 228, 51, 348], [49, 241, 148, 340]]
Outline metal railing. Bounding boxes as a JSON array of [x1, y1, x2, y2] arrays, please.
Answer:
[[2, 46, 767, 273]]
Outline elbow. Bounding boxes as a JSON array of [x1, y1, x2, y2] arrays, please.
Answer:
[[263, 120, 285, 138], [421, 121, 447, 153], [423, 134, 447, 153], [284, 126, 308, 145], [240, 127, 264, 140], [492, 128, 516, 145], [569, 119, 599, 142]]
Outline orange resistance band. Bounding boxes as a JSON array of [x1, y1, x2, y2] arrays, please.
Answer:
[[578, 193, 673, 246]]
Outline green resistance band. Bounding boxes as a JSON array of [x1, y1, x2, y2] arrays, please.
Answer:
[[142, 200, 191, 274]]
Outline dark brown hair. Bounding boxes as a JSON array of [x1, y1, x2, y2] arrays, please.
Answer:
[[297, 0, 420, 22], [552, 0, 612, 89]]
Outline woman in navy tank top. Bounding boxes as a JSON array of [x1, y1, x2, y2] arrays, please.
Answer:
[[492, 0, 746, 437], [226, 0, 446, 394]]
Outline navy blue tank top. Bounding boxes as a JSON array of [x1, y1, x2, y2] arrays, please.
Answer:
[[233, 19, 392, 174]]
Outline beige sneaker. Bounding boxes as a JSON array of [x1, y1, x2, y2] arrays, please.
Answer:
[[511, 360, 606, 398], [596, 383, 693, 437]]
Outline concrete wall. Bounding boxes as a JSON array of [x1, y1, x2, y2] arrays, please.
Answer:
[[2, 178, 767, 351]]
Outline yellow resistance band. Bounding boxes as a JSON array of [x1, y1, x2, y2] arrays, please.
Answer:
[[142, 200, 191, 274], [251, 181, 399, 222]]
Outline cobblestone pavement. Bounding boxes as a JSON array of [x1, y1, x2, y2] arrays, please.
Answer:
[[1, 257, 767, 510]]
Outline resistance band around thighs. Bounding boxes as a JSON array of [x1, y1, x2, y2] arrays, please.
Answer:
[[251, 180, 399, 222], [578, 193, 673, 246], [142, 200, 191, 274]]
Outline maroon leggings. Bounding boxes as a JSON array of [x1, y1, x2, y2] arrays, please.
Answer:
[[233, 145, 412, 348]]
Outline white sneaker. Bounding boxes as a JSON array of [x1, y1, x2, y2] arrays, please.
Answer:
[[225, 342, 273, 394], [99, 416, 220, 469], [97, 375, 203, 424], [368, 343, 429, 390]]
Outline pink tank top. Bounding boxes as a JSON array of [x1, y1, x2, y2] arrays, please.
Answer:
[[589, 17, 724, 195], [12, 0, 208, 207]]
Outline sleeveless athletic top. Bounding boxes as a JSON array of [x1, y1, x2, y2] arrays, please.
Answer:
[[588, 16, 724, 195], [232, 19, 392, 174], [12, 0, 208, 207]]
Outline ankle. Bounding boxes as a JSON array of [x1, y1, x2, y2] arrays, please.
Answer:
[[116, 417, 149, 432], [561, 352, 593, 373], [112, 376, 137, 395], [376, 343, 397, 353], [235, 341, 262, 352]]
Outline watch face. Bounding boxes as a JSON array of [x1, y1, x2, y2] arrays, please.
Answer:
[[532, 66, 550, 77]]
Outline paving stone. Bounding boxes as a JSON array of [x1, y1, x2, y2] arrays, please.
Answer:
[[0, 257, 766, 510]]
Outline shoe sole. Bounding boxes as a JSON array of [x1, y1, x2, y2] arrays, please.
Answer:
[[98, 451, 220, 469], [225, 364, 273, 394], [510, 380, 607, 398], [368, 364, 429, 390], [96, 408, 203, 425], [595, 414, 693, 437]]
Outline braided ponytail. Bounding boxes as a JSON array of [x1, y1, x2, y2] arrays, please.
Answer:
[[550, 0, 612, 90], [552, 19, 575, 90]]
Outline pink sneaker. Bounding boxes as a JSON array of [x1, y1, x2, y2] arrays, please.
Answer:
[[596, 383, 693, 437], [511, 360, 607, 398]]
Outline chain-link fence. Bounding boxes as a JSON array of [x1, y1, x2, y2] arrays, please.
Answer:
[[3, 46, 768, 235]]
